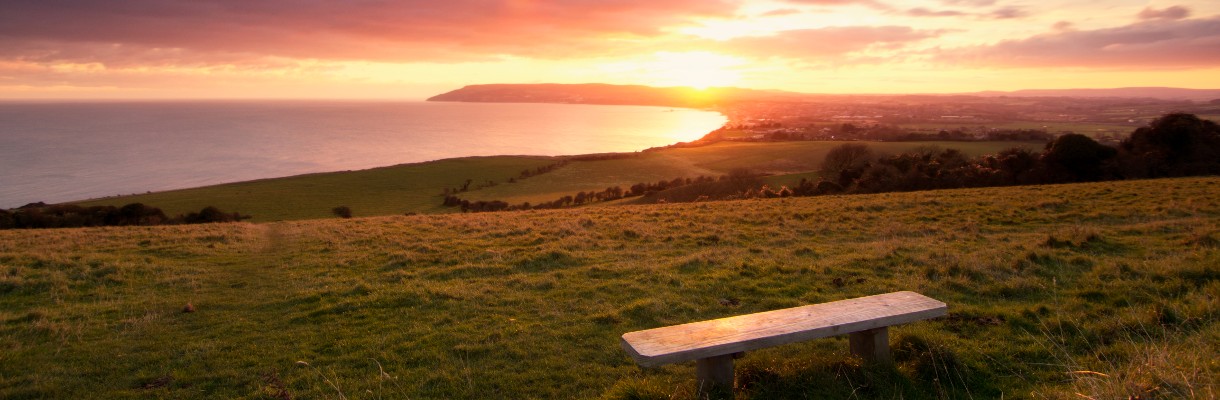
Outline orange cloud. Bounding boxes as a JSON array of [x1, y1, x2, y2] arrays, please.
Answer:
[[713, 27, 940, 60], [3, 0, 1219, 98], [0, 0, 737, 65]]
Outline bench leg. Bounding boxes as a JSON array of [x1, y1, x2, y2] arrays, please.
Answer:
[[849, 327, 891, 363], [695, 354, 734, 395]]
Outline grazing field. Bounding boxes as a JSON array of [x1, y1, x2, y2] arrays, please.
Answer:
[[4, 177, 1217, 399], [76, 156, 560, 221], [80, 141, 1039, 220]]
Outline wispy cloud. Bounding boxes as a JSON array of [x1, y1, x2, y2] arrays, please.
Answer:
[[1138, 5, 1192, 20], [989, 6, 1029, 19], [940, 16, 1220, 68], [784, 0, 893, 10], [906, 7, 969, 17], [0, 0, 737, 65], [714, 26, 939, 60], [940, 0, 995, 7]]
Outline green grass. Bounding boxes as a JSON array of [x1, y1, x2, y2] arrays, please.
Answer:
[[4, 177, 1217, 399], [77, 156, 559, 221], [77, 141, 1039, 220]]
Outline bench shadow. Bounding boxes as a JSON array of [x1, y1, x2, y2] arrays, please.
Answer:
[[607, 335, 1003, 400]]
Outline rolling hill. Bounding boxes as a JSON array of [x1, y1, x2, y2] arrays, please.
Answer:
[[76, 141, 1041, 221], [3, 177, 1217, 398]]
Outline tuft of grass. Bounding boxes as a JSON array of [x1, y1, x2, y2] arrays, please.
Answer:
[[1032, 304, 1218, 399]]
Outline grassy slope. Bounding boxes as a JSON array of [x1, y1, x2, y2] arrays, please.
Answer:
[[76, 141, 1039, 221], [76, 156, 559, 221], [4, 177, 1217, 399]]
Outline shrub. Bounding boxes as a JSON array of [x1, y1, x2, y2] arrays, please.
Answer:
[[1, 203, 244, 229], [821, 143, 873, 178], [814, 180, 844, 195], [1118, 113, 1220, 178], [1040, 133, 1116, 183], [181, 206, 250, 224]]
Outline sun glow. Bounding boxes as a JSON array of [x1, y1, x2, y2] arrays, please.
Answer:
[[676, 19, 777, 41], [600, 51, 746, 90]]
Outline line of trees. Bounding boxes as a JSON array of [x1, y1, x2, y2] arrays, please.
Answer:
[[441, 173, 756, 213], [718, 123, 1058, 144], [511, 160, 570, 181], [887, 128, 1055, 142], [442, 160, 574, 196], [0, 203, 251, 230], [443, 184, 628, 213]]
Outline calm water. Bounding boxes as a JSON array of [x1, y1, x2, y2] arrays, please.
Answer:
[[0, 101, 725, 208]]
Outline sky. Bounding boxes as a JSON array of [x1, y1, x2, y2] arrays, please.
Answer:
[[1, 0, 1218, 99]]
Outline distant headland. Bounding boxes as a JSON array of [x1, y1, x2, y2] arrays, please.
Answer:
[[426, 83, 799, 108], [428, 83, 1220, 107]]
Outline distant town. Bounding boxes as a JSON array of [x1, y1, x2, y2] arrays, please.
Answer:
[[706, 95, 1220, 145]]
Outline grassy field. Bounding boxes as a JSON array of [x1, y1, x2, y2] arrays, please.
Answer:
[[4, 177, 1217, 399], [77, 156, 560, 221], [80, 141, 1039, 220]]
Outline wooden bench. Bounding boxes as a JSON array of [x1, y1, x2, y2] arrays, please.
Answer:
[[620, 291, 947, 392]]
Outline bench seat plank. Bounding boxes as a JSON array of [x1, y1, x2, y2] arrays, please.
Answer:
[[621, 291, 946, 367]]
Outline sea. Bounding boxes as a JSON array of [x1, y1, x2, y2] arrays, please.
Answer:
[[0, 101, 726, 208]]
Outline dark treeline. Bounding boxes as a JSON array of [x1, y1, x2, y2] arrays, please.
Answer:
[[514, 160, 569, 180], [709, 123, 1058, 144], [444, 160, 573, 195], [888, 128, 1055, 142], [442, 172, 760, 213], [565, 153, 639, 162], [442, 178, 496, 195], [0, 203, 251, 230]]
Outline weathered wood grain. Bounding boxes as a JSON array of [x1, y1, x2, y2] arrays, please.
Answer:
[[849, 327, 891, 363], [695, 354, 734, 392], [621, 291, 946, 367]]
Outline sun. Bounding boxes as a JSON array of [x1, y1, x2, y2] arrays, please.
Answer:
[[600, 51, 746, 90]]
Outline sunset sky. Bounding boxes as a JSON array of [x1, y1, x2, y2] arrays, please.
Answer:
[[2, 0, 1218, 99]]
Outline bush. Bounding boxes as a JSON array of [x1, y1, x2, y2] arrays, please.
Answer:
[[815, 180, 844, 195], [181, 206, 250, 224], [1, 203, 248, 229], [1040, 134, 1116, 183], [1118, 113, 1220, 178], [821, 143, 873, 178]]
